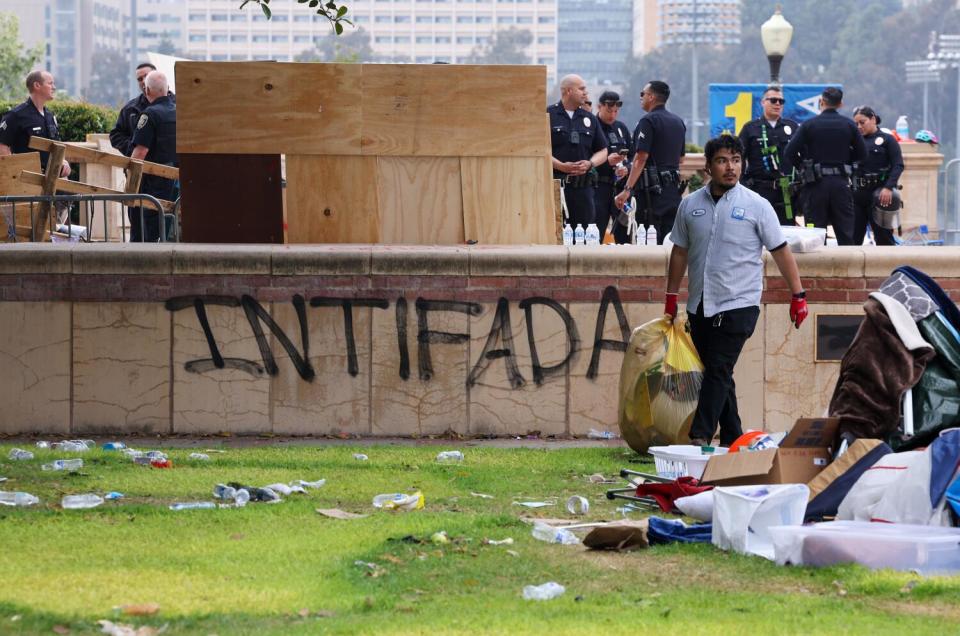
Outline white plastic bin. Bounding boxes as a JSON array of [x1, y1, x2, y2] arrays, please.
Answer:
[[769, 521, 960, 575], [712, 484, 810, 560], [648, 445, 728, 480]]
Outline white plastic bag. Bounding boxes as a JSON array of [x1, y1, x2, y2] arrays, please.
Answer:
[[711, 484, 809, 560], [675, 489, 714, 522], [836, 450, 924, 522]]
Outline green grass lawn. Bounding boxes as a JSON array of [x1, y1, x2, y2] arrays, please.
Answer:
[[1, 443, 959, 635]]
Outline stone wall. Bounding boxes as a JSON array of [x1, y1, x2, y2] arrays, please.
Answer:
[[1, 243, 957, 437]]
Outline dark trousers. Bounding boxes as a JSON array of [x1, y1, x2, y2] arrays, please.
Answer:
[[594, 182, 618, 237], [852, 190, 896, 246], [688, 304, 760, 446], [613, 188, 680, 245], [745, 178, 797, 226], [562, 184, 596, 228], [803, 177, 855, 245], [128, 207, 162, 243]]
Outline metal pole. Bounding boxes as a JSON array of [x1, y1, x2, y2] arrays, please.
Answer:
[[923, 80, 929, 131], [130, 0, 138, 96], [955, 64, 960, 244], [691, 0, 699, 146]]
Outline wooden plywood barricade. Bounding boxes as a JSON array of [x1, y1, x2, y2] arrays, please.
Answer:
[[176, 61, 556, 245]]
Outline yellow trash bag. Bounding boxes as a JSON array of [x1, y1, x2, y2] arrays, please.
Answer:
[[618, 316, 704, 453]]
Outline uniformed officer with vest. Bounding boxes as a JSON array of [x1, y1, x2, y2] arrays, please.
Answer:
[[548, 74, 609, 228], [614, 80, 686, 245], [739, 85, 799, 226], [130, 70, 177, 242], [110, 62, 176, 157], [0, 70, 71, 177], [594, 90, 632, 241], [782, 87, 866, 245], [851, 106, 904, 246]]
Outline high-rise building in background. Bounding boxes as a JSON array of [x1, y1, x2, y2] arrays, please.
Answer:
[[657, 0, 741, 48], [557, 0, 633, 92]]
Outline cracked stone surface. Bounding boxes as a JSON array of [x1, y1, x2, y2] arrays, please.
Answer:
[[0, 302, 69, 434], [73, 303, 170, 434], [270, 301, 371, 436], [172, 303, 269, 434]]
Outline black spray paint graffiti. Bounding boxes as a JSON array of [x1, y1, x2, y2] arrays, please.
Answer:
[[164, 286, 625, 387]]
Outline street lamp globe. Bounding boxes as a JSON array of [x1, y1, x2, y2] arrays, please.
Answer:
[[761, 7, 794, 85]]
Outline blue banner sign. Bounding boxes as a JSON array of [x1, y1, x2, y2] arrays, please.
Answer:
[[709, 84, 837, 138]]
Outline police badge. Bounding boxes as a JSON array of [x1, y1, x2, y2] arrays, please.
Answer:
[[137, 114, 148, 130]]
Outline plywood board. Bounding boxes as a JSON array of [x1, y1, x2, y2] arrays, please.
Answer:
[[360, 64, 548, 157], [460, 156, 555, 245], [0, 152, 41, 195], [376, 157, 464, 244], [286, 155, 380, 243], [176, 61, 362, 155]]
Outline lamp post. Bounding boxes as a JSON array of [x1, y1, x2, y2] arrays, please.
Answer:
[[929, 33, 960, 244], [760, 7, 793, 85], [905, 60, 941, 131]]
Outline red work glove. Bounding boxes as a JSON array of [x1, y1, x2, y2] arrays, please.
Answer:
[[790, 291, 808, 329], [664, 293, 679, 320]]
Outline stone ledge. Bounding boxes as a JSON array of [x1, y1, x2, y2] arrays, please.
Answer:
[[569, 245, 668, 276], [273, 244, 371, 276], [172, 244, 271, 274], [468, 245, 568, 276], [0, 243, 72, 274], [73, 243, 173, 274], [371, 245, 468, 275]]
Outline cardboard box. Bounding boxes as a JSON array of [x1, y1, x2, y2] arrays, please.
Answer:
[[701, 418, 839, 486]]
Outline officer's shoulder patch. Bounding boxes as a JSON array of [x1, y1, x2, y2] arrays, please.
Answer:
[[52, 113, 57, 126], [875, 136, 884, 146], [583, 116, 591, 128], [784, 125, 792, 135], [0, 120, 6, 131], [691, 208, 706, 217], [637, 130, 645, 139], [137, 114, 149, 130]]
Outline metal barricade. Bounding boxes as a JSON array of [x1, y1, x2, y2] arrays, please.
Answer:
[[941, 158, 960, 246], [0, 193, 179, 243]]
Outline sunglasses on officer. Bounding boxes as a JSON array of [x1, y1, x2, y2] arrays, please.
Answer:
[[765, 97, 785, 105], [601, 100, 623, 107]]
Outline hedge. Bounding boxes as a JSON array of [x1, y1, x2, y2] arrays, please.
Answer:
[[0, 99, 118, 142]]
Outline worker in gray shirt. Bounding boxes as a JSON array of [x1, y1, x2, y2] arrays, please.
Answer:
[[665, 135, 807, 447]]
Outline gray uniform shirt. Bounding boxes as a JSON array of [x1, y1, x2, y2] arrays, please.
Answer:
[[670, 182, 786, 317]]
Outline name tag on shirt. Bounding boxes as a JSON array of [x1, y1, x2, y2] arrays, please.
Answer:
[[691, 208, 706, 217], [731, 207, 746, 220]]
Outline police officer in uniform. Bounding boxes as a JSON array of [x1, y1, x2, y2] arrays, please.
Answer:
[[851, 106, 903, 246], [782, 87, 866, 245], [110, 62, 176, 157], [0, 70, 71, 177], [739, 86, 799, 226], [594, 90, 632, 241], [130, 71, 177, 242], [548, 74, 608, 228], [614, 80, 686, 245]]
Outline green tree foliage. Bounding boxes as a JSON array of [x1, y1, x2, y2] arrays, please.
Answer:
[[84, 47, 132, 108], [295, 28, 373, 63], [469, 27, 533, 64], [0, 99, 117, 142], [239, 0, 351, 34], [0, 13, 42, 102]]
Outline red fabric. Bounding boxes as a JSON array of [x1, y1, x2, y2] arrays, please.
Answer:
[[635, 476, 713, 512]]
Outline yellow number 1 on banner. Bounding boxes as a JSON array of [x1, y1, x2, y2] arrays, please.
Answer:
[[724, 91, 753, 136]]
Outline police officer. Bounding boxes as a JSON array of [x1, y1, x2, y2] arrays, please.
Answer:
[[548, 74, 608, 228], [666, 135, 806, 446], [614, 80, 686, 245], [782, 87, 866, 245], [594, 90, 632, 241], [851, 106, 903, 246], [738, 86, 799, 226], [0, 70, 71, 177], [110, 62, 176, 157], [129, 71, 177, 242]]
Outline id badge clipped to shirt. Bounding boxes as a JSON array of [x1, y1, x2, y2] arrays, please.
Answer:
[[569, 130, 580, 145]]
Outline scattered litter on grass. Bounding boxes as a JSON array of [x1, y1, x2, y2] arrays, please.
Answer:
[[566, 495, 590, 515], [832, 580, 848, 597], [431, 531, 449, 544], [316, 508, 368, 520], [483, 538, 514, 546], [105, 492, 124, 500], [102, 442, 126, 451], [381, 554, 404, 565], [42, 459, 84, 472], [0, 491, 39, 506], [117, 603, 160, 616], [354, 561, 387, 577], [263, 483, 305, 496], [295, 479, 326, 489], [522, 582, 565, 600], [8, 448, 33, 460], [57, 440, 94, 452], [583, 522, 649, 551], [512, 501, 555, 508], [224, 483, 279, 503], [470, 492, 494, 499], [353, 453, 369, 461], [202, 449, 227, 454], [35, 441, 50, 449], [0, 477, 7, 483], [588, 473, 617, 484], [97, 619, 166, 636], [188, 453, 210, 461], [531, 522, 580, 545], [52, 625, 70, 634], [372, 492, 424, 511], [62, 494, 104, 509], [506, 549, 520, 557], [587, 429, 618, 440], [168, 502, 216, 511], [436, 451, 464, 464]]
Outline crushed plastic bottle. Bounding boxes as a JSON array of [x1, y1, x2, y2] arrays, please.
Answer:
[[41, 459, 84, 472], [61, 494, 104, 509], [294, 479, 326, 489], [102, 442, 126, 451], [353, 453, 369, 461], [531, 522, 581, 545], [586, 428, 617, 440], [372, 491, 424, 511], [436, 450, 464, 464], [104, 491, 124, 500], [188, 452, 210, 461], [0, 491, 40, 506], [145, 450, 168, 460], [9, 448, 34, 460], [522, 581, 566, 601], [213, 484, 237, 500], [35, 441, 51, 449], [57, 441, 91, 452], [169, 502, 216, 511], [132, 456, 153, 466]]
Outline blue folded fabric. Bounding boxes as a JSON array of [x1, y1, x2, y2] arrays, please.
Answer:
[[647, 516, 712, 544]]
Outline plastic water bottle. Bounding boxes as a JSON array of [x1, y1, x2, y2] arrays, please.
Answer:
[[574, 224, 585, 245], [102, 442, 126, 451], [57, 440, 91, 452], [586, 428, 617, 440], [213, 484, 237, 500], [531, 522, 581, 545], [188, 452, 210, 461], [169, 502, 216, 511], [35, 441, 51, 449], [8, 448, 34, 461], [585, 223, 600, 245], [562, 224, 573, 246], [41, 458, 84, 472], [0, 491, 40, 507], [436, 450, 464, 464], [145, 450, 167, 460], [61, 494, 104, 509], [896, 115, 909, 139], [646, 226, 657, 244], [523, 582, 566, 601]]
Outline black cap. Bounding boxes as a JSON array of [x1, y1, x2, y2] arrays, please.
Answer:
[[598, 90, 621, 104]]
